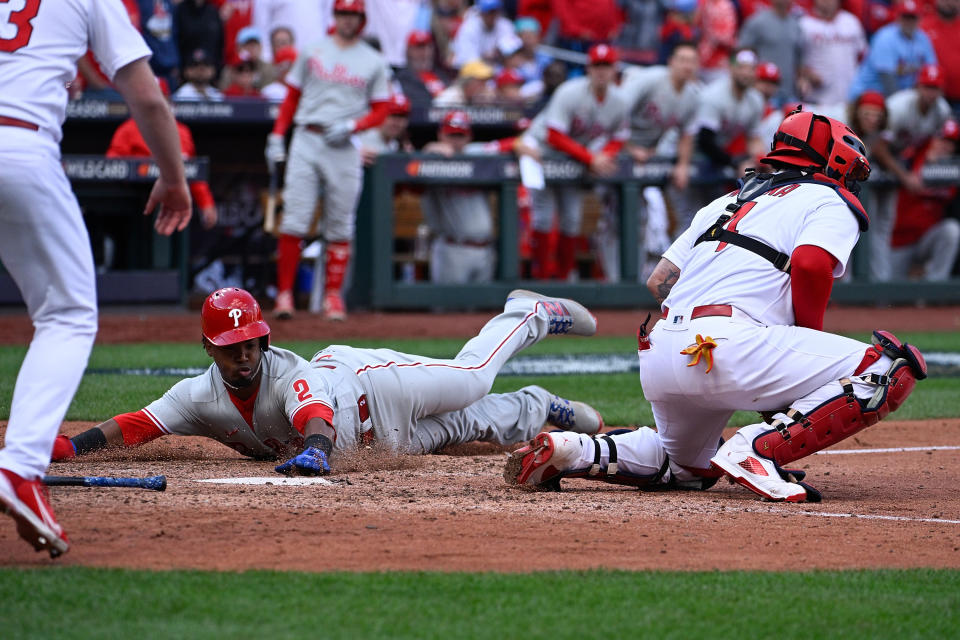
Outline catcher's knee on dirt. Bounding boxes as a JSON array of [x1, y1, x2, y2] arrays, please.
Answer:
[[754, 330, 926, 466], [550, 430, 672, 488]]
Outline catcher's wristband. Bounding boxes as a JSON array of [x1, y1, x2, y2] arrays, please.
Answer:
[[71, 427, 108, 455], [304, 433, 333, 457]]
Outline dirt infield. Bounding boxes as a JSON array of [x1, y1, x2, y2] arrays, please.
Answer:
[[2, 304, 959, 570]]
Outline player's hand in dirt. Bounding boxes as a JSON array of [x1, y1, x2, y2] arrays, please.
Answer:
[[145, 176, 192, 235], [51, 435, 76, 461], [275, 446, 331, 476]]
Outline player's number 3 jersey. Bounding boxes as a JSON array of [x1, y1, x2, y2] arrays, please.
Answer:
[[0, 0, 151, 144], [662, 182, 861, 327]]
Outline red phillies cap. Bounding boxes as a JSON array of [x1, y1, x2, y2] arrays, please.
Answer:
[[917, 64, 944, 88], [588, 43, 617, 65], [441, 109, 471, 134], [857, 90, 886, 109], [273, 46, 298, 65], [387, 93, 411, 116], [896, 0, 920, 17], [756, 61, 781, 83], [496, 68, 524, 88], [407, 30, 433, 47], [942, 119, 960, 141]]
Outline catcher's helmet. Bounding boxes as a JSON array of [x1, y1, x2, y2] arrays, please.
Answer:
[[201, 288, 271, 348], [761, 107, 871, 190]]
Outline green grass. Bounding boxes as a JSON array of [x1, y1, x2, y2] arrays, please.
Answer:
[[1, 331, 958, 423], [1, 568, 958, 639]]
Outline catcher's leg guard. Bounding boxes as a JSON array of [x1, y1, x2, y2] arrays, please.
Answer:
[[550, 430, 673, 490], [754, 332, 926, 466]]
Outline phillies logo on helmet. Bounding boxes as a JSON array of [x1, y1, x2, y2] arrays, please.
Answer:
[[202, 288, 271, 347]]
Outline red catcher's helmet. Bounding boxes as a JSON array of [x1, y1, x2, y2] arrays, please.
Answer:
[[334, 0, 365, 15], [760, 107, 871, 189], [201, 288, 271, 348]]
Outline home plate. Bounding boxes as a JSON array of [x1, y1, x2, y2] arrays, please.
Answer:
[[196, 477, 337, 486]]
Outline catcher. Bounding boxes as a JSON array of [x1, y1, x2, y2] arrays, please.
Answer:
[[52, 288, 603, 474]]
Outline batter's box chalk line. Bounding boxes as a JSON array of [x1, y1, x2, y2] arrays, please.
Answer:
[[195, 477, 347, 486], [765, 509, 960, 526]]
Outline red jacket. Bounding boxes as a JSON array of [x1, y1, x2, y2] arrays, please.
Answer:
[[553, 0, 623, 41], [892, 148, 957, 247], [106, 119, 216, 210], [920, 12, 960, 102]]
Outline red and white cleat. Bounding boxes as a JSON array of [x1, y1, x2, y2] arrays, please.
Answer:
[[503, 431, 583, 488], [710, 432, 815, 502], [322, 291, 347, 321], [0, 469, 69, 558]]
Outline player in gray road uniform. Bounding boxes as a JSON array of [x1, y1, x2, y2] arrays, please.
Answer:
[[264, 0, 392, 321], [52, 288, 605, 475], [522, 43, 630, 280]]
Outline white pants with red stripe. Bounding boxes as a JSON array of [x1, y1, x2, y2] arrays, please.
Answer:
[[322, 296, 556, 452], [0, 130, 98, 480]]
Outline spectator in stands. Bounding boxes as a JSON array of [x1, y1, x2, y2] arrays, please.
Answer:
[[223, 59, 262, 98], [175, 0, 225, 78], [363, 0, 430, 68], [616, 0, 664, 65], [451, 0, 519, 68], [138, 0, 180, 88], [358, 94, 413, 165], [868, 64, 952, 280], [420, 111, 503, 284], [521, 44, 629, 281], [433, 59, 497, 106], [218, 0, 255, 67], [220, 27, 269, 90], [509, 17, 550, 85], [755, 62, 782, 112], [106, 79, 218, 230], [253, 0, 329, 61], [738, 0, 802, 105], [517, 0, 551, 34], [920, 0, 960, 105], [270, 26, 295, 54], [431, 0, 466, 70], [527, 59, 569, 112], [690, 48, 765, 183], [695, 0, 738, 83], [396, 31, 450, 109], [260, 46, 297, 101], [495, 68, 526, 104], [173, 49, 225, 101], [658, 0, 697, 65], [552, 0, 624, 57], [890, 119, 960, 280], [798, 0, 867, 107], [849, 0, 937, 98]]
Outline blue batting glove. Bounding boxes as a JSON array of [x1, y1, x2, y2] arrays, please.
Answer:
[[275, 446, 331, 476]]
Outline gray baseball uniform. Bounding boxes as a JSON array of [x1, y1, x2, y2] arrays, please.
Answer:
[[525, 77, 630, 234], [618, 65, 702, 149], [687, 76, 765, 153], [123, 295, 568, 457], [280, 36, 391, 240]]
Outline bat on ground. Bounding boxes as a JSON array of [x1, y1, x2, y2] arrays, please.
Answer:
[[42, 474, 167, 492]]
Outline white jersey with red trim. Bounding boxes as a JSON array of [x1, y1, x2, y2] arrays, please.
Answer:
[[662, 179, 860, 327], [526, 76, 630, 150], [139, 347, 366, 459], [286, 35, 392, 127], [0, 0, 150, 143]]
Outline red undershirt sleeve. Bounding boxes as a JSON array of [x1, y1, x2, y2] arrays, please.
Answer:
[[353, 100, 390, 132], [790, 244, 839, 331], [113, 410, 166, 446], [290, 403, 335, 439], [271, 86, 302, 135], [547, 127, 594, 165], [602, 139, 624, 155]]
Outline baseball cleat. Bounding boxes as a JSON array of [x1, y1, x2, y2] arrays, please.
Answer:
[[322, 291, 347, 321], [273, 290, 295, 320], [507, 289, 597, 336], [709, 432, 815, 502], [544, 391, 604, 435], [0, 469, 69, 558], [503, 431, 583, 488]]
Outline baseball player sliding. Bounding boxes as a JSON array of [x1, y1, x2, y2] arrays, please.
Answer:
[[264, 0, 392, 321], [0, 0, 192, 558], [506, 108, 927, 503], [52, 288, 604, 474]]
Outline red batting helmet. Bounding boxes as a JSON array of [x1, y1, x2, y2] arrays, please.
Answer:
[[334, 0, 365, 15], [201, 288, 271, 348], [761, 106, 871, 189]]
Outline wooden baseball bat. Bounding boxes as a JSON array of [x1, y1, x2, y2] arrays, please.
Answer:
[[43, 474, 167, 492], [264, 161, 279, 234]]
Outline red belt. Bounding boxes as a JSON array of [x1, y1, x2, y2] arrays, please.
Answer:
[[304, 124, 326, 133], [662, 304, 733, 320], [0, 115, 39, 131]]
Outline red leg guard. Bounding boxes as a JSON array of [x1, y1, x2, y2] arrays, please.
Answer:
[[276, 234, 302, 294], [754, 359, 920, 466], [556, 233, 578, 280], [324, 241, 350, 295]]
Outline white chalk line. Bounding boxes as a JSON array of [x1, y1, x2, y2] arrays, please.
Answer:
[[765, 509, 960, 526], [816, 445, 960, 455], [195, 477, 335, 486]]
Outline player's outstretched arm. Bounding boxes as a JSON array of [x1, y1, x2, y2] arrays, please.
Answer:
[[51, 419, 126, 461], [113, 58, 192, 235], [275, 418, 336, 476]]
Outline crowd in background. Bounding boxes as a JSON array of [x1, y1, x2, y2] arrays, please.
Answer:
[[71, 0, 960, 285]]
